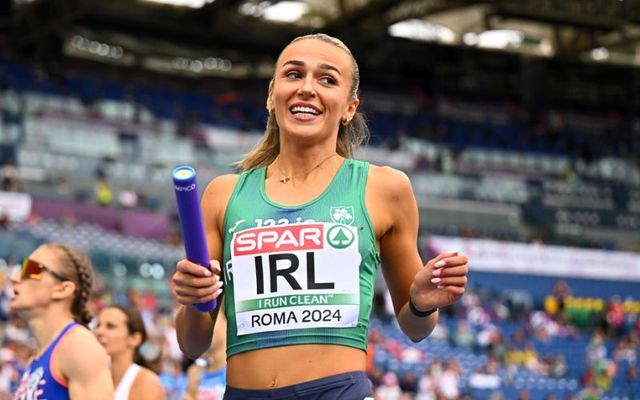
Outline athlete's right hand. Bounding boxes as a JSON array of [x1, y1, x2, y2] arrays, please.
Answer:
[[171, 259, 223, 307]]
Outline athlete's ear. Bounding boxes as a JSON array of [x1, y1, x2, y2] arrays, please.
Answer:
[[128, 331, 143, 349], [266, 79, 275, 113], [51, 280, 76, 301], [342, 97, 360, 124]]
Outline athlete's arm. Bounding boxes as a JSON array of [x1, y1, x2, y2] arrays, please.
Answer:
[[368, 166, 438, 341], [175, 174, 238, 359], [369, 166, 468, 342], [59, 328, 114, 400]]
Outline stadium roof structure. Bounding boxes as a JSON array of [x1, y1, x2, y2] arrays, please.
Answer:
[[5, 0, 640, 106]]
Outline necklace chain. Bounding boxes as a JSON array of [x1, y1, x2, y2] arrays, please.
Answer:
[[276, 153, 337, 184]]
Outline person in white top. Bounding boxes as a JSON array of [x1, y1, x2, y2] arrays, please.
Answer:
[[95, 304, 166, 400]]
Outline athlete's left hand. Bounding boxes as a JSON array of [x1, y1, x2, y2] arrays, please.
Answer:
[[409, 251, 468, 311]]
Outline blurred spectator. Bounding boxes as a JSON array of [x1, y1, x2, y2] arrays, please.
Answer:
[[399, 371, 418, 396], [550, 354, 568, 378], [552, 280, 571, 315], [181, 312, 226, 400], [415, 361, 439, 400], [627, 364, 637, 385], [485, 329, 507, 361], [504, 289, 534, 320], [366, 329, 382, 384], [375, 371, 402, 400], [94, 157, 110, 180], [582, 358, 616, 392], [94, 304, 166, 399], [451, 320, 475, 348], [428, 319, 449, 341], [3, 316, 30, 345], [0, 213, 8, 231], [601, 296, 625, 337], [118, 188, 139, 209], [585, 331, 607, 365], [372, 290, 393, 323], [55, 177, 72, 197], [119, 130, 140, 161], [400, 346, 424, 364], [523, 344, 548, 374], [469, 357, 501, 390], [0, 161, 20, 192], [477, 323, 498, 351], [159, 359, 185, 400], [612, 332, 638, 365], [95, 177, 114, 206], [437, 360, 461, 399], [577, 384, 601, 400], [127, 287, 142, 308], [0, 265, 11, 322]]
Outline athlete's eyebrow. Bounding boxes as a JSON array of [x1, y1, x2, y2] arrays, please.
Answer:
[[282, 60, 342, 76]]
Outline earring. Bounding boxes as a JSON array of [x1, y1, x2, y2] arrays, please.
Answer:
[[341, 117, 350, 126]]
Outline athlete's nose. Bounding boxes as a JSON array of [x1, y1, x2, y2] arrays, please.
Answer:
[[298, 76, 316, 97]]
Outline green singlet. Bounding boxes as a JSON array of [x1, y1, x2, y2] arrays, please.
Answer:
[[221, 159, 381, 357]]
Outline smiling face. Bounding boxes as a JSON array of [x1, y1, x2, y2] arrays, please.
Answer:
[[267, 38, 360, 146]]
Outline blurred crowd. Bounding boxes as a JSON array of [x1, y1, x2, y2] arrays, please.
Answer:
[[364, 281, 639, 400], [1, 56, 639, 399], [1, 267, 638, 400]]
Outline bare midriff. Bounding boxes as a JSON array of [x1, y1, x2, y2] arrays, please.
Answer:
[[226, 344, 366, 389]]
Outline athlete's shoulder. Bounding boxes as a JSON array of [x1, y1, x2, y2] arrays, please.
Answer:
[[56, 324, 110, 378], [130, 367, 165, 400], [200, 174, 241, 230], [59, 324, 106, 355], [205, 174, 240, 194], [202, 174, 239, 205], [136, 366, 162, 384], [367, 164, 413, 197]]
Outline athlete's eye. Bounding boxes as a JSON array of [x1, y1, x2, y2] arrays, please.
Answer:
[[320, 76, 337, 85]]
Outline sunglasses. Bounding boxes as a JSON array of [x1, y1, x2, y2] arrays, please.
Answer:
[[20, 258, 70, 282]]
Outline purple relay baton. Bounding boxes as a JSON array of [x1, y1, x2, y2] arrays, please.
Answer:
[[172, 166, 216, 312]]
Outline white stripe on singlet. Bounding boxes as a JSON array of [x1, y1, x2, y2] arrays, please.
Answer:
[[114, 363, 141, 400]]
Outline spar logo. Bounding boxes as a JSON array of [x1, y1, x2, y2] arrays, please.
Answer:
[[326, 225, 355, 249], [233, 224, 324, 256]]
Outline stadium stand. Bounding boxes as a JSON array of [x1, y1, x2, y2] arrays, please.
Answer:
[[1, 1, 639, 398]]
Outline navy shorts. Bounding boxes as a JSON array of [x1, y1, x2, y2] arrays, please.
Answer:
[[222, 371, 373, 400]]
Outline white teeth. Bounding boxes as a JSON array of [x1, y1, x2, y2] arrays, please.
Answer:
[[290, 106, 320, 115]]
